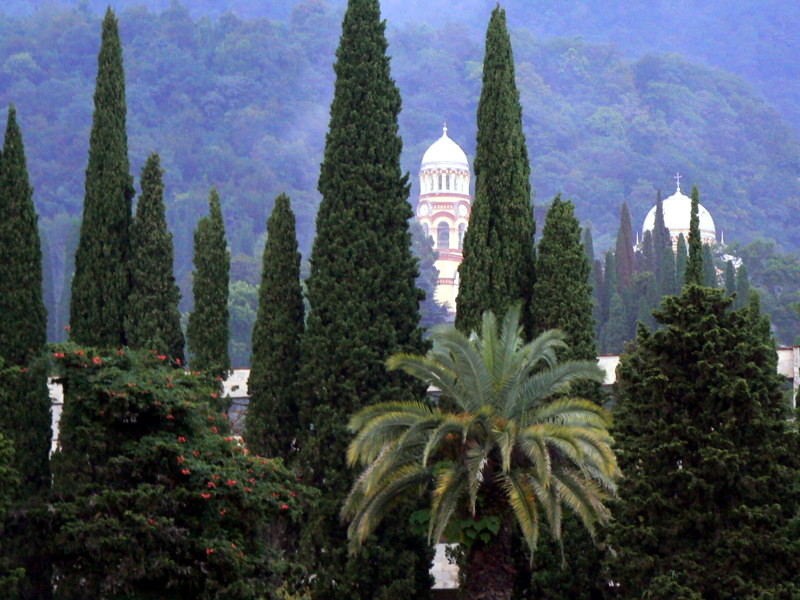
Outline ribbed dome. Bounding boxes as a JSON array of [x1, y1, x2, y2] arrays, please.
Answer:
[[421, 125, 468, 169], [642, 184, 716, 241]]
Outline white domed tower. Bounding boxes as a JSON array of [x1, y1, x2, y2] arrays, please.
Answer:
[[416, 125, 472, 315], [642, 174, 716, 251]]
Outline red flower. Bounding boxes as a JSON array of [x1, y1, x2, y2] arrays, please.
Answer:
[[245, 487, 252, 493], [280, 504, 289, 510], [117, 349, 125, 355], [206, 548, 214, 555], [177, 456, 185, 464], [210, 426, 218, 434], [64, 325, 71, 331], [207, 481, 216, 488], [290, 491, 297, 498], [75, 350, 85, 356], [53, 352, 65, 358], [193, 451, 200, 457], [201, 493, 211, 499], [157, 354, 166, 361], [177, 436, 187, 443], [249, 478, 255, 484], [148, 518, 154, 525], [181, 468, 190, 475], [175, 358, 182, 366], [92, 356, 102, 365], [208, 416, 216, 421], [219, 509, 227, 516], [231, 542, 237, 548], [212, 475, 220, 480], [225, 480, 237, 486], [210, 392, 218, 399], [166, 414, 175, 420]]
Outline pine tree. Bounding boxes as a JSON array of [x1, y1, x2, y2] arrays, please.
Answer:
[[246, 194, 304, 459], [606, 285, 800, 598], [615, 203, 635, 291], [296, 1, 430, 597], [684, 185, 703, 286], [455, 5, 535, 337], [186, 188, 230, 379], [702, 243, 717, 287], [675, 233, 688, 289], [126, 153, 184, 363], [69, 8, 134, 347], [724, 260, 736, 296], [0, 105, 53, 600], [734, 263, 750, 310]]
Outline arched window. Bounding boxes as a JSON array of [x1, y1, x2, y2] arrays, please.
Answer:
[[437, 222, 450, 249], [458, 224, 466, 249], [446, 174, 450, 190], [438, 174, 443, 190]]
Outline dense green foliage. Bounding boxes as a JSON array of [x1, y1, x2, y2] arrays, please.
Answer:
[[685, 185, 703, 286], [246, 194, 304, 459], [126, 153, 184, 362], [455, 6, 535, 337], [607, 285, 800, 598], [50, 345, 313, 599], [344, 306, 616, 600], [0, 421, 23, 595], [186, 189, 230, 378], [69, 8, 135, 348], [296, 2, 430, 598], [0, 105, 53, 600], [614, 204, 635, 292]]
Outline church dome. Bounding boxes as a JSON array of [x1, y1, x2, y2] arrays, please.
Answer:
[[642, 181, 716, 242], [421, 125, 469, 170]]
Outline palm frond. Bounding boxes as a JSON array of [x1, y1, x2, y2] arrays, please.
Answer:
[[422, 416, 469, 466], [465, 439, 491, 515], [429, 463, 468, 545], [347, 408, 434, 467], [500, 471, 540, 560], [513, 361, 604, 421]]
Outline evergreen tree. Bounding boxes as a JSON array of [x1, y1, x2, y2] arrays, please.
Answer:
[[702, 243, 717, 287], [659, 242, 677, 296], [684, 185, 703, 286], [296, 1, 431, 598], [69, 8, 134, 347], [639, 230, 655, 274], [0, 105, 53, 600], [186, 188, 230, 379], [246, 194, 304, 459], [582, 226, 595, 264], [600, 250, 617, 326], [592, 258, 604, 341], [607, 285, 800, 598], [126, 153, 184, 362], [614, 203, 635, 291], [531, 196, 599, 391], [724, 260, 736, 296], [455, 5, 535, 337], [734, 263, 750, 310], [675, 233, 688, 289], [601, 292, 626, 354]]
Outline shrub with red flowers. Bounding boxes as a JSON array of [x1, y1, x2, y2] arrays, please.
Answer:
[[50, 345, 315, 600]]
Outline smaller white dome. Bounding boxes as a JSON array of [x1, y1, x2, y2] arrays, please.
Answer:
[[642, 183, 716, 241], [421, 125, 469, 170]]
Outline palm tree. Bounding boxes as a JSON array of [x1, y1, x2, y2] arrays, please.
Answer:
[[343, 306, 619, 600]]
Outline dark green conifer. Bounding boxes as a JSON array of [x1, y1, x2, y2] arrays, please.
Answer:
[[246, 194, 304, 459], [126, 153, 184, 363], [639, 230, 655, 274], [592, 258, 604, 341], [615, 203, 635, 291], [600, 250, 617, 326], [69, 8, 134, 347], [659, 242, 677, 296], [675, 233, 688, 289], [607, 285, 800, 598], [734, 263, 750, 310], [601, 292, 626, 354], [582, 227, 595, 264], [0, 105, 53, 600], [702, 243, 717, 287], [186, 188, 230, 379], [296, 1, 430, 597], [455, 5, 535, 336], [724, 260, 736, 296], [684, 185, 703, 286]]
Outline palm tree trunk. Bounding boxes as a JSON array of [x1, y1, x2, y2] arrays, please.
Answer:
[[461, 517, 516, 600]]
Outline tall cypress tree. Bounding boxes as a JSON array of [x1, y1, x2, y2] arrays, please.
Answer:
[[126, 153, 184, 363], [0, 105, 53, 600], [675, 233, 688, 289], [69, 8, 134, 347], [582, 227, 595, 265], [684, 185, 703, 286], [297, 2, 430, 598], [702, 243, 717, 287], [734, 263, 750, 310], [455, 5, 535, 337], [659, 242, 677, 296], [246, 194, 304, 459], [615, 203, 635, 292], [724, 260, 736, 296], [186, 188, 230, 379], [607, 285, 800, 598]]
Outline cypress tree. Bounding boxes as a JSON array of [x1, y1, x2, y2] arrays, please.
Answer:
[[246, 194, 304, 459], [652, 190, 671, 256], [531, 196, 599, 389], [69, 8, 134, 347], [659, 242, 677, 296], [126, 153, 184, 363], [734, 263, 750, 310], [600, 292, 626, 354], [592, 258, 604, 342], [675, 233, 688, 289], [724, 260, 736, 296], [607, 285, 800, 598], [702, 243, 717, 287], [615, 203, 635, 291], [0, 105, 53, 600], [455, 5, 535, 337], [684, 185, 703, 286], [582, 227, 595, 265], [600, 250, 617, 326], [186, 188, 230, 379], [639, 230, 655, 274], [297, 1, 430, 597]]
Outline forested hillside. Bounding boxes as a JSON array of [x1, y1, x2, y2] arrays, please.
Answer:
[[0, 1, 798, 353]]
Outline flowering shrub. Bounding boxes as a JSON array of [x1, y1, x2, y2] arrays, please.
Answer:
[[50, 345, 315, 599]]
